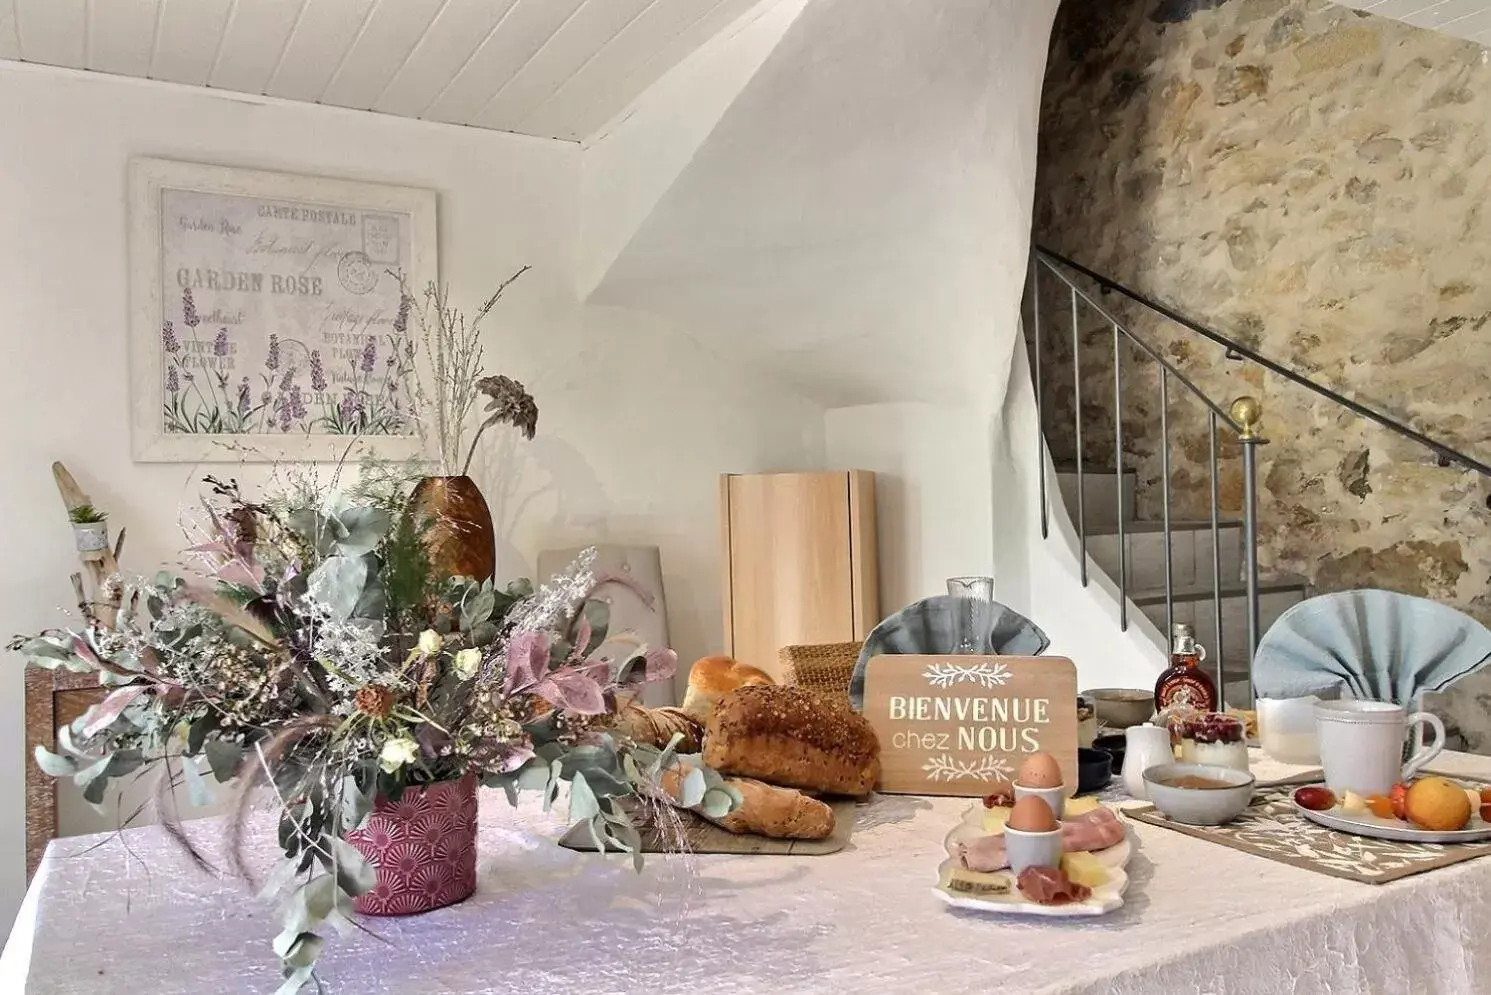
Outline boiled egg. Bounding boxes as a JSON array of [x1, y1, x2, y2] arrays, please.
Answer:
[[1016, 752, 1063, 789], [1006, 795, 1059, 833]]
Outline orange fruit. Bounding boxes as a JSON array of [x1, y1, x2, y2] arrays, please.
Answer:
[[1405, 777, 1472, 832]]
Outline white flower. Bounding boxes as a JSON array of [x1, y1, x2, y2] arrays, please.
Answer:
[[453, 647, 482, 680], [378, 736, 419, 774], [417, 629, 444, 655]]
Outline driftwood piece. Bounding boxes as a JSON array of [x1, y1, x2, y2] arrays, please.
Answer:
[[27, 462, 123, 877], [51, 461, 121, 627]]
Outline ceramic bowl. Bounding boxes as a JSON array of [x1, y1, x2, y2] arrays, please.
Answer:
[[1092, 733, 1127, 772], [1077, 747, 1113, 795], [1143, 763, 1256, 826], [1084, 688, 1156, 729]]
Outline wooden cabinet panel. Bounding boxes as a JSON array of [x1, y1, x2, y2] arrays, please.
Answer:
[[721, 471, 878, 680]]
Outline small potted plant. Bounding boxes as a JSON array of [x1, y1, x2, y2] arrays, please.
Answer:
[[68, 504, 109, 553]]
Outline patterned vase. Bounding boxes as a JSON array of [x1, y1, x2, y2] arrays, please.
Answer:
[[344, 775, 478, 916], [407, 475, 496, 582]]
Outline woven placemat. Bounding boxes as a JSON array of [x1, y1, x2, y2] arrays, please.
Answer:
[[1126, 777, 1491, 884], [558, 799, 858, 856]]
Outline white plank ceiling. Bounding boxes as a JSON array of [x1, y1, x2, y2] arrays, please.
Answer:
[[1335, 0, 1491, 46], [0, 0, 769, 142]]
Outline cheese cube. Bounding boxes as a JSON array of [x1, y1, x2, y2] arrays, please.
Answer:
[[982, 806, 1011, 833], [1060, 850, 1109, 889], [1065, 796, 1101, 817], [946, 867, 1014, 896]]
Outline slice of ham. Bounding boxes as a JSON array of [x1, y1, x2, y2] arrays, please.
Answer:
[[1017, 865, 1092, 905], [956, 807, 1125, 872]]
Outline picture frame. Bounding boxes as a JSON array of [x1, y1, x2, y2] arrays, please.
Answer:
[[128, 157, 438, 462]]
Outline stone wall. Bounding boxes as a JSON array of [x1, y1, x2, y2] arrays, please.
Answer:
[[1033, 0, 1491, 624]]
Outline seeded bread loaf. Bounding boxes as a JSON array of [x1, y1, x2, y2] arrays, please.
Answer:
[[704, 685, 880, 796]]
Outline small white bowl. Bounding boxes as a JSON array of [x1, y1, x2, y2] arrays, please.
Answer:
[[1143, 763, 1255, 826], [1013, 782, 1067, 820], [1003, 824, 1063, 874]]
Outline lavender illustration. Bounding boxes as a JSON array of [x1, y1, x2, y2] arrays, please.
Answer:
[[310, 350, 327, 392], [162, 286, 417, 437]]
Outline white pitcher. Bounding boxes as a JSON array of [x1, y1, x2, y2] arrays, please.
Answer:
[[1122, 723, 1174, 800]]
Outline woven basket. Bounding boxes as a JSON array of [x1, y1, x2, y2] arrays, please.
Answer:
[[779, 642, 863, 711]]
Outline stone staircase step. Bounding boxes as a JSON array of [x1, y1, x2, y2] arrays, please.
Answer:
[[1137, 583, 1307, 691], [1054, 466, 1136, 528], [1087, 519, 1244, 591], [1090, 519, 1242, 535], [1129, 576, 1308, 606]]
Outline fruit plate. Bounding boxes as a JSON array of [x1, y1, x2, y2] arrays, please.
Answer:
[[933, 803, 1133, 918], [1292, 785, 1491, 844]]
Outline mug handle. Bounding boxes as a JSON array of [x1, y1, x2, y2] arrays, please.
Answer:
[[1402, 711, 1446, 781]]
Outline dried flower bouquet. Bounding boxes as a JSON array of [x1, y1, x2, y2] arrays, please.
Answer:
[[13, 468, 737, 992]]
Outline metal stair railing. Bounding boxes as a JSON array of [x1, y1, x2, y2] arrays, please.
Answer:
[[1027, 245, 1491, 708], [1028, 248, 1263, 707]]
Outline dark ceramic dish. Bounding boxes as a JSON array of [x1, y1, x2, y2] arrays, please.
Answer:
[[1092, 734, 1127, 773], [1077, 747, 1113, 795]]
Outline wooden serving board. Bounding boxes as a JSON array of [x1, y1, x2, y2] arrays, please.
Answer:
[[558, 799, 858, 856]]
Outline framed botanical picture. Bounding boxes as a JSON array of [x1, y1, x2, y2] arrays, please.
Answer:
[[128, 158, 438, 462]]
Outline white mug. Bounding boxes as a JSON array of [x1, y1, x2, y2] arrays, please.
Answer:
[[1314, 700, 1445, 796]]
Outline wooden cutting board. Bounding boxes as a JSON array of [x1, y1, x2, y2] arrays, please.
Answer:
[[558, 799, 859, 856]]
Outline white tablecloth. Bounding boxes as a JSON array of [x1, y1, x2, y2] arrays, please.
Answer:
[[8, 752, 1491, 994]]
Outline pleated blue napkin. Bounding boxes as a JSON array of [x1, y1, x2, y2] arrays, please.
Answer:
[[1252, 589, 1491, 704], [849, 595, 1049, 711]]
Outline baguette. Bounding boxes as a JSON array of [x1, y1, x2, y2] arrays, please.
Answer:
[[659, 767, 834, 840]]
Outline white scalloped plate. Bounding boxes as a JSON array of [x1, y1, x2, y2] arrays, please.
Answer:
[[1292, 785, 1491, 844], [933, 804, 1133, 917]]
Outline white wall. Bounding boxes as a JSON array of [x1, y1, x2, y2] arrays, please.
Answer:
[[824, 403, 996, 612], [581, 0, 1158, 694], [991, 335, 1168, 693], [578, 0, 810, 298], [0, 63, 824, 931]]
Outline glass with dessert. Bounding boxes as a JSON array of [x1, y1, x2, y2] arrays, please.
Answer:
[[1178, 713, 1249, 772]]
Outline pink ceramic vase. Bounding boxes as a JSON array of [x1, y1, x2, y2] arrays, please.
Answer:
[[344, 774, 478, 916]]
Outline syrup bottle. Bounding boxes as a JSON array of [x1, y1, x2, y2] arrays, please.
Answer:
[[1154, 623, 1217, 714]]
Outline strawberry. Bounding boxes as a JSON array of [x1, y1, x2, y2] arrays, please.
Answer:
[[1390, 782, 1410, 821]]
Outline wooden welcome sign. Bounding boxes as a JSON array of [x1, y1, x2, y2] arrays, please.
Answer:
[[861, 655, 1078, 797]]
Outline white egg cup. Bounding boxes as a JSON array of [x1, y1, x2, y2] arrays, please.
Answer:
[[1003, 823, 1064, 874], [1014, 782, 1067, 820]]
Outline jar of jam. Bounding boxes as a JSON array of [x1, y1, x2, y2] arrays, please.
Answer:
[[1179, 713, 1249, 771]]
